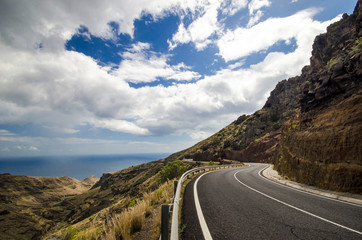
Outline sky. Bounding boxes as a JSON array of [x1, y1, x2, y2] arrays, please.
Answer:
[[0, 0, 357, 157]]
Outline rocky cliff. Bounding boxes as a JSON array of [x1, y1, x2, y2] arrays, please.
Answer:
[[275, 0, 362, 193]]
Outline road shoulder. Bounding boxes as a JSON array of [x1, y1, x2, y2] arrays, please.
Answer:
[[261, 165, 362, 206]]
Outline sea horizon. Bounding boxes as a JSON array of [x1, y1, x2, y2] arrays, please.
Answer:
[[0, 153, 170, 180]]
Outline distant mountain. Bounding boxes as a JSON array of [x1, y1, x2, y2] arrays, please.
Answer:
[[167, 0, 362, 193]]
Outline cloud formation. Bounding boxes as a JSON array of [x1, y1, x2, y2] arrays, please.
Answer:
[[114, 42, 201, 83], [0, 0, 345, 155], [217, 8, 339, 62]]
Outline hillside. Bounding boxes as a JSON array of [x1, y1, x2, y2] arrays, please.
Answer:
[[0, 160, 168, 240], [167, 0, 362, 193], [0, 174, 98, 239]]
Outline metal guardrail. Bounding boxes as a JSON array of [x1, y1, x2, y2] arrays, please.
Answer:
[[169, 164, 244, 240]]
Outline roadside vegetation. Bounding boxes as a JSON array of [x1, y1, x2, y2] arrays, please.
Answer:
[[159, 160, 186, 182], [50, 179, 174, 240], [46, 160, 190, 240]]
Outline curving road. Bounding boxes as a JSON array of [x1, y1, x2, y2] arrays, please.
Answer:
[[181, 163, 362, 240]]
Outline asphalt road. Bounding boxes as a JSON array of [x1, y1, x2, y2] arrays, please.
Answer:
[[181, 163, 362, 240]]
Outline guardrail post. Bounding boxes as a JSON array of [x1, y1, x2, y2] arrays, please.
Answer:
[[174, 181, 178, 196], [161, 205, 169, 240]]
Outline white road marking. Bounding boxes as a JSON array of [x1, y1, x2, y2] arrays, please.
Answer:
[[194, 172, 213, 240], [234, 170, 362, 236], [257, 165, 362, 208]]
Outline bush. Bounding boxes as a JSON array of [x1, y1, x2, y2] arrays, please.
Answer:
[[209, 161, 215, 166], [159, 160, 186, 182], [128, 199, 136, 208]]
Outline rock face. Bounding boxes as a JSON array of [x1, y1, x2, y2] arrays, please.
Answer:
[[275, 1, 362, 193], [277, 92, 362, 192]]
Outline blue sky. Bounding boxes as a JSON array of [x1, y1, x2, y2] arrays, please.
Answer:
[[0, 0, 357, 157]]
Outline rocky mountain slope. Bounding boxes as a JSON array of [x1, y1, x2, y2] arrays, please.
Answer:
[[167, 0, 362, 193]]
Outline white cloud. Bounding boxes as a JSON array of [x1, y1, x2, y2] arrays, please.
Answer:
[[44, 126, 79, 134], [114, 42, 201, 83], [0, 10, 342, 141], [0, 0, 345, 156], [221, 0, 248, 16], [248, 0, 271, 15], [0, 0, 213, 53], [169, 1, 222, 50], [247, 10, 264, 27], [92, 119, 150, 135], [168, 0, 250, 51], [29, 146, 38, 151], [246, 0, 271, 27], [0, 129, 16, 136], [217, 8, 337, 62]]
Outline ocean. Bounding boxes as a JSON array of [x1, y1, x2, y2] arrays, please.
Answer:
[[0, 153, 169, 180]]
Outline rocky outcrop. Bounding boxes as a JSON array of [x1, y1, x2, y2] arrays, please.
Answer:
[[275, 0, 362, 193]]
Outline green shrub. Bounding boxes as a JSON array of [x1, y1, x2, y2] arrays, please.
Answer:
[[209, 161, 215, 166], [128, 199, 136, 208], [159, 160, 186, 182]]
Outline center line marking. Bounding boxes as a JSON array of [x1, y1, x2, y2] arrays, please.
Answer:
[[234, 170, 362, 236]]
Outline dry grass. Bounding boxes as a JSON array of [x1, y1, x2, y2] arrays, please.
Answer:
[[65, 179, 175, 240], [109, 180, 174, 240]]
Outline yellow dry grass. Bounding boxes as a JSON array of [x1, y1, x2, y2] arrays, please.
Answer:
[[60, 179, 174, 240]]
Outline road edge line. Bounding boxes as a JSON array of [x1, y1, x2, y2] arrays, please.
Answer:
[[259, 165, 362, 208], [194, 172, 213, 240], [234, 170, 362, 236]]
